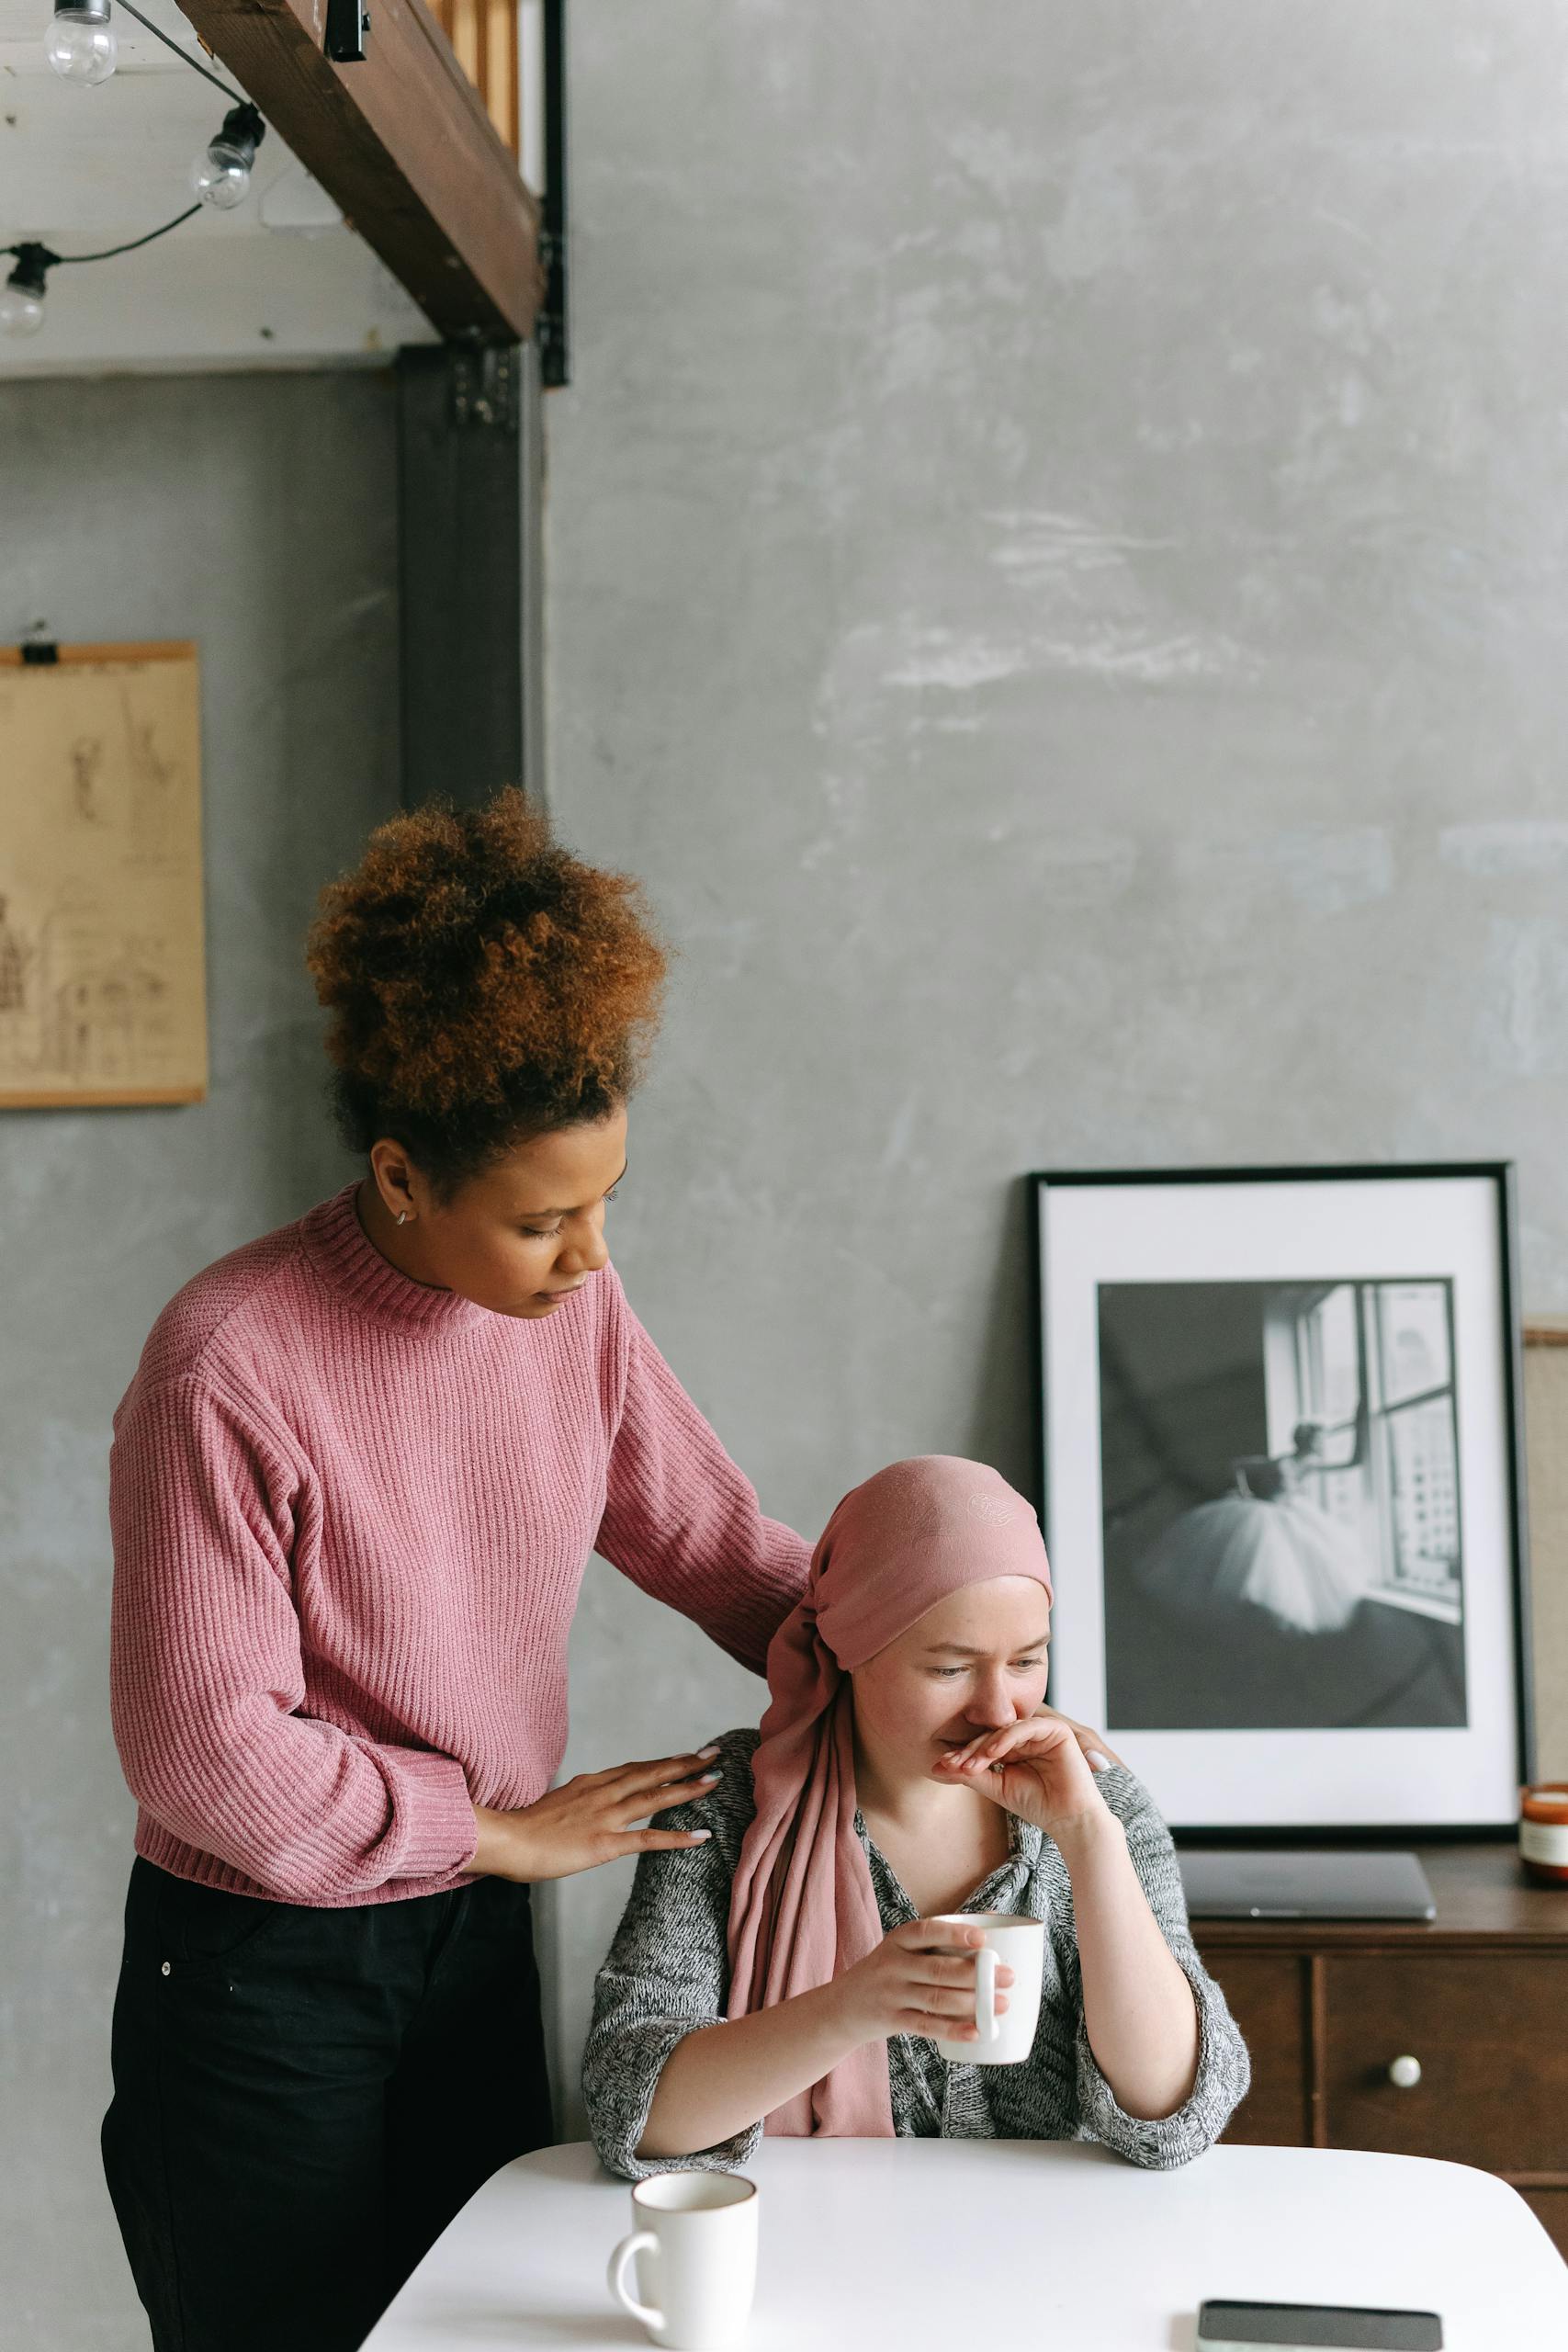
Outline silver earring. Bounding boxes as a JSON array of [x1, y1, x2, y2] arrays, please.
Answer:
[[396, 1211, 409, 1227]]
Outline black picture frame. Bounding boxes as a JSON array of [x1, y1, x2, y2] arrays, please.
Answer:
[[1031, 1161, 1533, 1841]]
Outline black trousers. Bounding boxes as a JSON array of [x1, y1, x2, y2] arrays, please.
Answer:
[[102, 1860, 553, 2352]]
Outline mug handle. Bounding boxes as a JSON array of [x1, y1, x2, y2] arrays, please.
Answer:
[[608, 2229, 664, 2331], [974, 1943, 1000, 2045]]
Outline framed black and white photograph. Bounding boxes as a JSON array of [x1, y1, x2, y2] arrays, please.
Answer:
[[1032, 1165, 1532, 1834]]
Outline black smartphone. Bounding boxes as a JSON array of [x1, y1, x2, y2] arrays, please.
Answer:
[[1196, 2302, 1443, 2351]]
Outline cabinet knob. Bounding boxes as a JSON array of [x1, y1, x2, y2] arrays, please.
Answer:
[[1387, 2054, 1422, 2090]]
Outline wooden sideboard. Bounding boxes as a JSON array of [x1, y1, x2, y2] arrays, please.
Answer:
[[1191, 1845, 1568, 2259]]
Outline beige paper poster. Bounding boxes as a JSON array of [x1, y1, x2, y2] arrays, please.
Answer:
[[0, 644, 207, 1107]]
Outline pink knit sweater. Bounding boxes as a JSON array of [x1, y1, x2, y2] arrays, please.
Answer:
[[107, 1184, 809, 1907]]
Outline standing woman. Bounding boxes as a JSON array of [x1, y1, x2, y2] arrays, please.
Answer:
[[101, 790, 810, 2352]]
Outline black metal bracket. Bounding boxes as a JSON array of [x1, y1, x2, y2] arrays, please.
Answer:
[[325, 0, 369, 64], [448, 344, 519, 434], [536, 0, 569, 387]]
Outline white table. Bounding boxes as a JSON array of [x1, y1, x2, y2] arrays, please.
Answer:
[[364, 2138, 1568, 2351]]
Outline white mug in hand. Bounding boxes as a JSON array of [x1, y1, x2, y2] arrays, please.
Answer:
[[608, 2170, 758, 2351], [930, 1910, 1045, 2065]]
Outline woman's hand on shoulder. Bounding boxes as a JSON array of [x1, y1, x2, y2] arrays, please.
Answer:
[[931, 1707, 1123, 1849], [470, 1747, 723, 1883], [827, 1917, 1012, 2048]]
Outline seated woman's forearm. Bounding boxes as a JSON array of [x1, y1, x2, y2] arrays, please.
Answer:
[[637, 1983, 857, 2158], [1057, 1807, 1201, 2120]]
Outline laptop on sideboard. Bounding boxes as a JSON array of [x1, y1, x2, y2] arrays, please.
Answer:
[[1179, 1848, 1438, 1922]]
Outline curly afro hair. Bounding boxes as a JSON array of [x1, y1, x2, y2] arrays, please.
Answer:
[[306, 789, 667, 1198]]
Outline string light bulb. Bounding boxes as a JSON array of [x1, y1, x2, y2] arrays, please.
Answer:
[[46, 0, 116, 84], [190, 102, 265, 209], [0, 246, 52, 338], [14, 12, 270, 339]]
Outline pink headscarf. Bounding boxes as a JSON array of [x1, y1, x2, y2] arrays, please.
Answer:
[[725, 1455, 1053, 2139]]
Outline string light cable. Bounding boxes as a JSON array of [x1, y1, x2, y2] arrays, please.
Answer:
[[46, 0, 243, 94], [12, 0, 270, 334], [0, 202, 208, 334], [108, 0, 243, 97]]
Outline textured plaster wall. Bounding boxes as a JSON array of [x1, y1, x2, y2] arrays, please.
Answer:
[[0, 373, 396, 2347], [542, 2, 1568, 2126]]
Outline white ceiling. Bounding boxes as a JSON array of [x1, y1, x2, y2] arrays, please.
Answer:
[[0, 0, 438, 372]]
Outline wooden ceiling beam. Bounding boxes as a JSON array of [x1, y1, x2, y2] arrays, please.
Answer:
[[176, 0, 542, 341]]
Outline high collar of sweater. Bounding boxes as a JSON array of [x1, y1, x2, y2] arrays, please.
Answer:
[[299, 1183, 492, 1335]]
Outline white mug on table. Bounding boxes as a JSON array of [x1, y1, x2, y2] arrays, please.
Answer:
[[930, 1910, 1045, 2064], [608, 2170, 758, 2351]]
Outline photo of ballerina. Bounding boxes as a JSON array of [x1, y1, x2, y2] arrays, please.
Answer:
[[1034, 1163, 1529, 1829], [1098, 1276, 1465, 1733]]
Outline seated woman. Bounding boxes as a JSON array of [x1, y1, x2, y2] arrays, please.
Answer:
[[584, 1455, 1249, 2175]]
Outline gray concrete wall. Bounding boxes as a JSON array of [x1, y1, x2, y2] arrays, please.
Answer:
[[543, 1, 1568, 2126], [1, 373, 397, 2347]]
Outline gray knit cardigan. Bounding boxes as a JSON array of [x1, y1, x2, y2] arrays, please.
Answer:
[[583, 1727, 1249, 2179]]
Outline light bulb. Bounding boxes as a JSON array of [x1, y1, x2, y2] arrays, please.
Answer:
[[0, 248, 51, 338], [192, 105, 265, 210], [46, 1, 116, 84], [0, 284, 45, 338], [190, 140, 250, 209]]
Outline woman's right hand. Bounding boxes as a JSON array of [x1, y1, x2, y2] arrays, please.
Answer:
[[470, 1749, 722, 1883], [826, 1917, 1013, 2047]]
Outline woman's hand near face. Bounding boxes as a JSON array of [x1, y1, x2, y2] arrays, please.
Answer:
[[469, 1748, 722, 1883], [931, 1707, 1122, 1846], [937, 1711, 1201, 2119], [1041, 1708, 1124, 1776], [827, 1917, 1013, 2047]]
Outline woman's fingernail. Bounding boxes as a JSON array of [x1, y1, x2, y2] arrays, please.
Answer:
[[687, 1828, 713, 1842], [1088, 1750, 1111, 1770], [699, 1771, 722, 1783], [698, 1745, 721, 1758]]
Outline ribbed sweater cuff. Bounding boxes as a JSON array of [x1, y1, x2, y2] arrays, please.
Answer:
[[389, 1751, 481, 1879]]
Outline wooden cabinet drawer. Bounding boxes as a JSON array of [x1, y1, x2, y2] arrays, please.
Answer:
[[1324, 1953, 1568, 2171], [1201, 1951, 1310, 2146]]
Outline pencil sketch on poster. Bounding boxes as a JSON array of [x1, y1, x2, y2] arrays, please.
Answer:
[[0, 645, 207, 1105]]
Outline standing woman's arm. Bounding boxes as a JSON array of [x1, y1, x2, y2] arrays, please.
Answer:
[[109, 1371, 480, 1903], [114, 1364, 728, 1902], [594, 1280, 810, 1671]]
